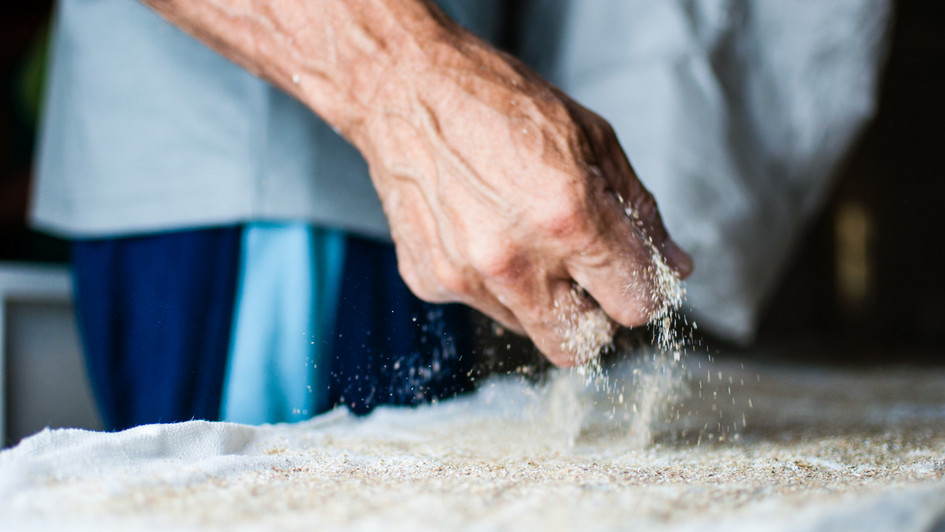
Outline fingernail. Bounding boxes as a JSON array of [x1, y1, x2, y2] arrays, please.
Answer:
[[661, 239, 693, 278]]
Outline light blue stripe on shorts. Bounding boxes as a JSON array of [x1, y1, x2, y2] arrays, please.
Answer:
[[220, 222, 345, 424]]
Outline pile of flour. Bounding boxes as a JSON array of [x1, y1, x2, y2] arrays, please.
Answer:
[[2, 357, 944, 532]]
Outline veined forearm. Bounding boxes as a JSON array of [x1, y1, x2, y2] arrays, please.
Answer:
[[140, 0, 460, 147], [140, 0, 693, 367]]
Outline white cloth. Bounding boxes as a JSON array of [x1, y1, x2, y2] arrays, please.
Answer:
[[2, 362, 945, 531]]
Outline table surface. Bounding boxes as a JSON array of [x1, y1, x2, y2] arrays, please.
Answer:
[[1, 355, 944, 531]]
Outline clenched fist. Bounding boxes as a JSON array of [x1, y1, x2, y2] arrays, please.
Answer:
[[356, 23, 692, 366]]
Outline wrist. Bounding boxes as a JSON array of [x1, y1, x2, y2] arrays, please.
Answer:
[[342, 1, 472, 146], [353, 6, 538, 169], [283, 0, 460, 148]]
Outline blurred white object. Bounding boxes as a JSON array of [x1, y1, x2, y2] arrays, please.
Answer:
[[520, 0, 892, 342], [0, 263, 100, 447]]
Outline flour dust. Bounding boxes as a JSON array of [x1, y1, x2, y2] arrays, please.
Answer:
[[535, 193, 740, 448]]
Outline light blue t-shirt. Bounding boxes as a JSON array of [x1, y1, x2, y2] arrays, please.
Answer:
[[31, 0, 504, 241], [31, 0, 889, 343]]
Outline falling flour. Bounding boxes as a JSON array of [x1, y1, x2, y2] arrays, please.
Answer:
[[547, 192, 693, 447]]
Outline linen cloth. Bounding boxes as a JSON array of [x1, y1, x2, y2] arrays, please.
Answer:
[[2, 361, 945, 531]]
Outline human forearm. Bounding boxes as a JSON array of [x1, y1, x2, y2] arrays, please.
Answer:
[[141, 0, 456, 147], [141, 0, 692, 366]]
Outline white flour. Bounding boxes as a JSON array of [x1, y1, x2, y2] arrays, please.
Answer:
[[3, 201, 942, 531], [2, 359, 944, 532], [549, 192, 694, 447]]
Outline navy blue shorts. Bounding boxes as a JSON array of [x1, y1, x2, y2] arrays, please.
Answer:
[[71, 227, 475, 431]]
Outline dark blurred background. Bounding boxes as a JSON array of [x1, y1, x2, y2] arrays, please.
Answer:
[[1, 1, 942, 364], [1, 2, 61, 263], [752, 1, 944, 364]]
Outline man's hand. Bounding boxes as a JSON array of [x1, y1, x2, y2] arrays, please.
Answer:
[[142, 0, 691, 366], [358, 29, 692, 366]]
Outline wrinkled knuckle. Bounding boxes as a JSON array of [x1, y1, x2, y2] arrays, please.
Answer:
[[426, 251, 475, 299], [594, 116, 617, 140], [630, 190, 660, 226], [468, 244, 520, 283], [618, 276, 663, 325], [580, 109, 615, 141], [433, 261, 470, 297], [610, 304, 651, 329], [403, 276, 437, 302], [397, 262, 440, 303], [532, 194, 588, 242]]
